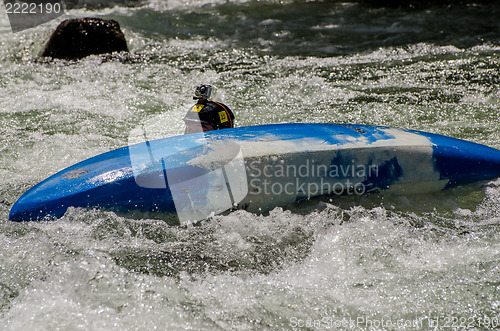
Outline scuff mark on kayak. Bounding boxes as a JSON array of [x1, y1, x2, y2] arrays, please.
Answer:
[[62, 168, 89, 179]]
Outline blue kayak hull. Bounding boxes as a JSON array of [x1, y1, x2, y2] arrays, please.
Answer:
[[9, 123, 500, 224]]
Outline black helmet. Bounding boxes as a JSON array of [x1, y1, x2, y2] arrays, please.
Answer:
[[183, 85, 234, 131], [183, 102, 233, 130]]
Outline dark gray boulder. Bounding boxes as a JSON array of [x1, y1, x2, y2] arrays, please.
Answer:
[[39, 17, 128, 60]]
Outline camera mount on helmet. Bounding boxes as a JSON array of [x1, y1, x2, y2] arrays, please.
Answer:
[[194, 85, 212, 100]]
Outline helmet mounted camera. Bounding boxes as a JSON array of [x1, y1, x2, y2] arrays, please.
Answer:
[[194, 85, 212, 100]]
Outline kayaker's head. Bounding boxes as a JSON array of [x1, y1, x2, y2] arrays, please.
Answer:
[[183, 85, 234, 134]]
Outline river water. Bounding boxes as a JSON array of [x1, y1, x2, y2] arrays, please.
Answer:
[[1, 1, 499, 330]]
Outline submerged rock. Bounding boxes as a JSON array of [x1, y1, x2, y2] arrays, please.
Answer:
[[39, 17, 128, 60]]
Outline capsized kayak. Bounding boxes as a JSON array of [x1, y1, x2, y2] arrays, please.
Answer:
[[9, 123, 500, 225]]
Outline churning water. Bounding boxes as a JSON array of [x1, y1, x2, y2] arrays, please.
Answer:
[[0, 1, 499, 329]]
